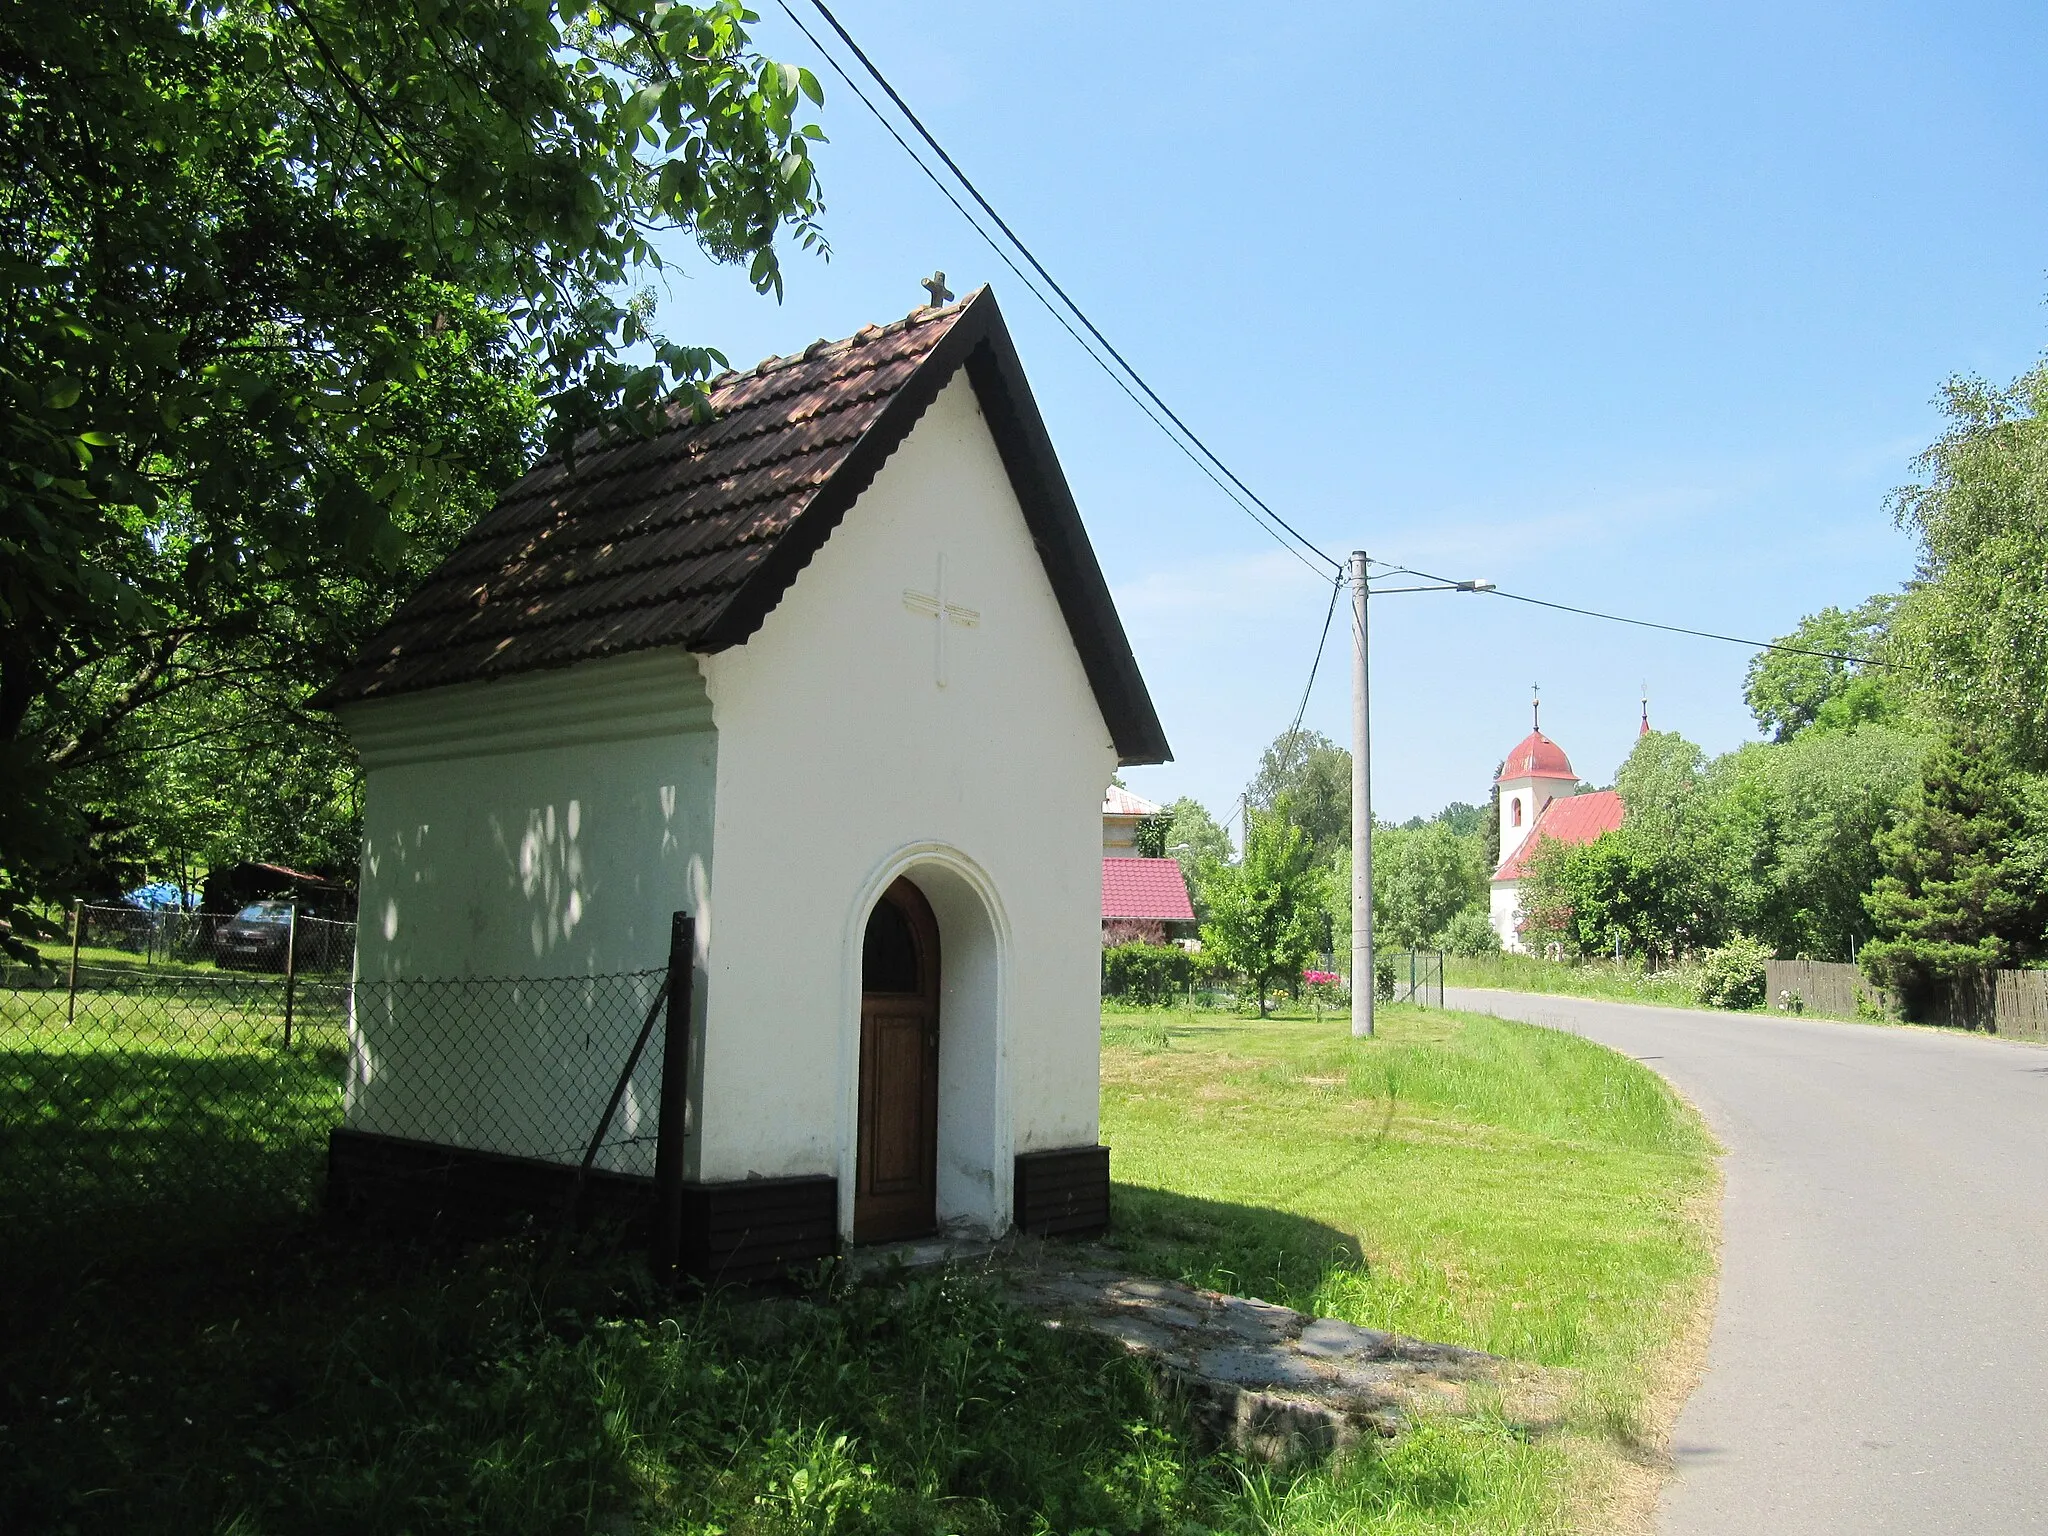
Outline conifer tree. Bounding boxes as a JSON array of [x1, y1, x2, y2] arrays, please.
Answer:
[[1860, 736, 2048, 1007]]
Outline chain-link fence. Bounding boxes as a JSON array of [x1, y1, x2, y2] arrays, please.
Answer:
[[65, 900, 358, 975], [1389, 948, 1446, 1008], [0, 958, 674, 1259]]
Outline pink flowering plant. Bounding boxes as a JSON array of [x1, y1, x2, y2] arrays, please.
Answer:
[[1300, 968, 1347, 1015]]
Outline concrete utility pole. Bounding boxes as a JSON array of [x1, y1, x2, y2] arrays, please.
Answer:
[[1346, 554, 1494, 1041], [1350, 551, 1373, 1038]]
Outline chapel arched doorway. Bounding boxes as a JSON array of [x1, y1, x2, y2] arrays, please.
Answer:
[[854, 877, 941, 1242]]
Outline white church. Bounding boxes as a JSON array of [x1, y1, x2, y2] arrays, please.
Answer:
[[315, 288, 1170, 1274], [1487, 711, 1627, 952]]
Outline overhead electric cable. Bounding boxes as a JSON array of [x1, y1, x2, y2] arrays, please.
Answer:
[[1279, 571, 1346, 773], [1372, 562, 1889, 668], [784, 0, 1338, 575], [783, 1, 1881, 675]]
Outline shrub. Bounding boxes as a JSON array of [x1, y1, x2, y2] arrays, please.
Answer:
[[1373, 953, 1396, 1003], [1695, 936, 1772, 1010], [1438, 906, 1501, 958], [1102, 943, 1192, 1007], [1301, 968, 1347, 1012]]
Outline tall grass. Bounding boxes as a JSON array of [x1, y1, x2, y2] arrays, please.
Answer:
[[1445, 951, 1709, 1009]]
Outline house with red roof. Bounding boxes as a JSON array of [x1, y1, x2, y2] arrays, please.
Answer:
[[1100, 787, 1196, 945], [1488, 711, 1626, 951]]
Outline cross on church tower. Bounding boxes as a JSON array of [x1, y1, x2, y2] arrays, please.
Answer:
[[1532, 682, 1541, 732], [902, 553, 980, 687]]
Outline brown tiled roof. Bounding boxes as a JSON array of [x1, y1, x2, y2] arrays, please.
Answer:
[[319, 287, 1171, 764]]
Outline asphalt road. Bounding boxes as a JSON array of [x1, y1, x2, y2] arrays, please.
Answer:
[[1443, 988, 2048, 1535]]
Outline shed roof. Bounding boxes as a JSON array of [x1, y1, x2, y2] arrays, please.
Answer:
[[1101, 857, 1197, 922], [317, 288, 1170, 764], [1492, 789, 1625, 883], [1103, 785, 1162, 818]]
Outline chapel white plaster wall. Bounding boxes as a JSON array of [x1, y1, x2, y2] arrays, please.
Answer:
[[696, 371, 1117, 1220], [340, 650, 717, 1174]]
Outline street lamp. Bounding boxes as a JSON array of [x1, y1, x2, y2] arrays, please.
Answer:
[[1349, 553, 1494, 1039]]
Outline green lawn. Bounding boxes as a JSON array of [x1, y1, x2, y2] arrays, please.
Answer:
[[1, 984, 1715, 1534], [1102, 1003, 1720, 1532]]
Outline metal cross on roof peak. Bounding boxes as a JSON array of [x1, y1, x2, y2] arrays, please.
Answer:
[[920, 271, 954, 308]]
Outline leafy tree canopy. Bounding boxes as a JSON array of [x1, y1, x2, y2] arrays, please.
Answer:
[[1246, 729, 1350, 865], [1366, 820, 1487, 951], [1198, 810, 1326, 1014], [1614, 729, 1705, 841], [1744, 596, 1900, 742], [1700, 726, 1926, 959], [1139, 796, 1233, 918], [2, 0, 828, 945], [1888, 364, 2048, 765]]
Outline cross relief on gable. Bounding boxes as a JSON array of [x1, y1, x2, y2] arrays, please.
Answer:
[[903, 554, 980, 688]]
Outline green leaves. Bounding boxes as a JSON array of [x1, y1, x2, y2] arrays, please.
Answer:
[[1, 0, 830, 912]]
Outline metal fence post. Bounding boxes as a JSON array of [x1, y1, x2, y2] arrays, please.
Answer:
[[652, 911, 695, 1282], [65, 901, 83, 1027], [281, 904, 299, 1049]]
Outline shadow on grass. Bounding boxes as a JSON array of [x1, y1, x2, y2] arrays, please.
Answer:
[[0, 1045, 346, 1299], [1107, 1182, 1365, 1312]]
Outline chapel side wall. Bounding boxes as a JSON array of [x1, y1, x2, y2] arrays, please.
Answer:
[[696, 372, 1117, 1208], [339, 650, 717, 1174]]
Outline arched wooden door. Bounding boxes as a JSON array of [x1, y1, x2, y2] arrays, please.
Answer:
[[854, 878, 942, 1243]]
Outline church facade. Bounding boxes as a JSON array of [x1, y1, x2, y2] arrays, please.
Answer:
[[1487, 725, 1625, 952], [318, 289, 1168, 1266]]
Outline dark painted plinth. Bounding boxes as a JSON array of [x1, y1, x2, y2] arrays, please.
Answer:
[[1013, 1144, 1111, 1238], [326, 1128, 838, 1281]]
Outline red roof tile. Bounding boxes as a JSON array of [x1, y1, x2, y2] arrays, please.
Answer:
[[1492, 790, 1625, 882], [1497, 730, 1577, 783], [1102, 858, 1196, 921]]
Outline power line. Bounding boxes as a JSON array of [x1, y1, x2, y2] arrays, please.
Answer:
[[1280, 571, 1346, 772], [785, 0, 1338, 576], [783, 1, 1881, 675], [1373, 562, 1889, 668]]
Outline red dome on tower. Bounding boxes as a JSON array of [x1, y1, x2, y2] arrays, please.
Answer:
[[1497, 730, 1576, 783]]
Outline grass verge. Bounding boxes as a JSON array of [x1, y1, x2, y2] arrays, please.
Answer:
[[1101, 1002, 1721, 1533], [2, 983, 1715, 1534], [1444, 953, 1719, 1010]]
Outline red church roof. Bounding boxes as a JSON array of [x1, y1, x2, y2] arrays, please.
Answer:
[[1492, 790, 1625, 882], [1496, 730, 1577, 783], [1102, 857, 1196, 921]]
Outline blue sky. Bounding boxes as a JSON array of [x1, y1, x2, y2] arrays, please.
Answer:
[[657, 0, 2048, 827]]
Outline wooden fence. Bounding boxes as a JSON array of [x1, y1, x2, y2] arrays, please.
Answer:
[[1764, 959, 2048, 1042]]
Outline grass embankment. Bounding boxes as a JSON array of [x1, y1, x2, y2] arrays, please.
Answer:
[[2, 983, 1714, 1534], [1444, 952, 1713, 1010], [1103, 1003, 1720, 1532]]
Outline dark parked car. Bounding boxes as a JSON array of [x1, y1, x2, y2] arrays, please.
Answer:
[[214, 901, 296, 971]]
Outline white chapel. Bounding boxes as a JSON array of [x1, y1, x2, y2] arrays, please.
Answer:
[[315, 288, 1169, 1273]]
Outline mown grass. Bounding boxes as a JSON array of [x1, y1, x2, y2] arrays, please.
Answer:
[[1102, 1002, 1720, 1531], [1443, 952, 1714, 1010], [2, 982, 1714, 1534]]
